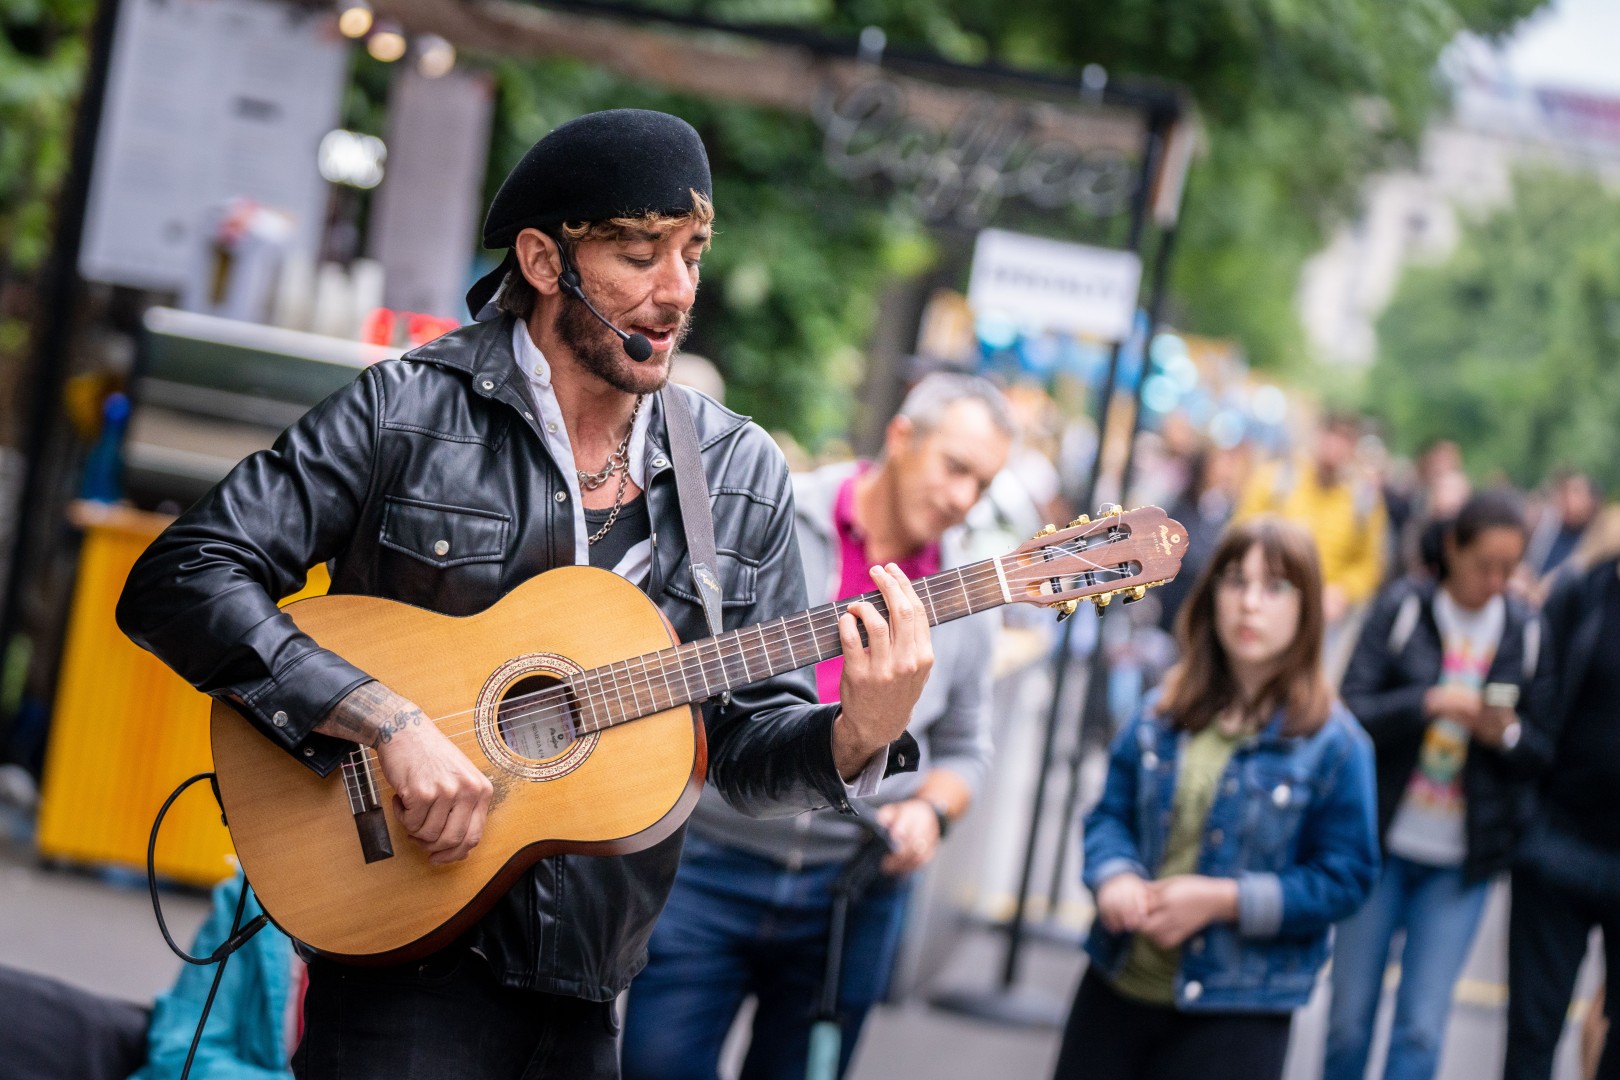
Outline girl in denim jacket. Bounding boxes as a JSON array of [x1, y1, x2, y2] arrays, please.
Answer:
[[1053, 517, 1380, 1080]]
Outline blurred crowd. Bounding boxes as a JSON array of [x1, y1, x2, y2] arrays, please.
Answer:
[[978, 388, 1617, 1080]]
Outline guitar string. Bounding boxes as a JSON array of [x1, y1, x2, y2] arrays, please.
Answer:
[[339, 533, 1144, 792], [342, 533, 1139, 765], [361, 530, 1133, 745], [345, 557, 1142, 801], [347, 557, 1142, 798]]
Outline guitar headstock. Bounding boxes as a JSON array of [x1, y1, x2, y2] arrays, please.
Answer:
[[1004, 505, 1189, 618]]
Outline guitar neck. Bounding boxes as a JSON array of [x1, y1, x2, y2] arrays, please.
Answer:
[[569, 557, 1011, 733]]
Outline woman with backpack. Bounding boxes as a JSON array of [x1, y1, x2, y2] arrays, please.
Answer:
[[1054, 517, 1379, 1080], [1323, 490, 1554, 1080]]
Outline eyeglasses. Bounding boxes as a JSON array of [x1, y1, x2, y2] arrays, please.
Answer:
[[1215, 571, 1299, 601]]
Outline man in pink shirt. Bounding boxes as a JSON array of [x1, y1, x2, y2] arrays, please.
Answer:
[[625, 373, 1015, 1080]]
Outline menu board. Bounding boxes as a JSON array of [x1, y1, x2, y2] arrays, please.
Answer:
[[80, 0, 348, 289]]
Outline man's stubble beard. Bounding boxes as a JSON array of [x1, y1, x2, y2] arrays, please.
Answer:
[[555, 297, 695, 396]]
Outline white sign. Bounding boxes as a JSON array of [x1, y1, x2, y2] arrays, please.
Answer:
[[967, 229, 1142, 342], [80, 0, 348, 289]]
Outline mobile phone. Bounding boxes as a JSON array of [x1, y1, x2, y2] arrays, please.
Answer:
[[1483, 682, 1520, 709]]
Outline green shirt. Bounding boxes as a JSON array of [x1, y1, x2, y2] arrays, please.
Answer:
[[1109, 722, 1243, 1005]]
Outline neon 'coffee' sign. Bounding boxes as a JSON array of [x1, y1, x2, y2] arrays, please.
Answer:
[[814, 77, 1138, 228]]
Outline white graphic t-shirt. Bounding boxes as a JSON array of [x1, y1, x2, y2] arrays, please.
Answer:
[[1386, 589, 1504, 867]]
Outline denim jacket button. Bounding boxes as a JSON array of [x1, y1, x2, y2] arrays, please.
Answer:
[[1143, 751, 1159, 770], [1272, 783, 1291, 808], [1184, 980, 1203, 1002]]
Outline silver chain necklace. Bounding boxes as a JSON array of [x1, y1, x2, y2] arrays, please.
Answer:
[[578, 394, 643, 546]]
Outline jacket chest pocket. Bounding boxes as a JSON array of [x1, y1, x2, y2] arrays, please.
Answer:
[[1237, 759, 1314, 870], [379, 497, 511, 569]]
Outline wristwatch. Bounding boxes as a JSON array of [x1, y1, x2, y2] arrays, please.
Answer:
[[924, 798, 952, 840]]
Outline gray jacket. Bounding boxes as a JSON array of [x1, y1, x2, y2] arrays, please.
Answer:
[[687, 459, 996, 867]]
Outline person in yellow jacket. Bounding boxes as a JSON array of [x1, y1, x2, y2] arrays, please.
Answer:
[[1234, 413, 1388, 679]]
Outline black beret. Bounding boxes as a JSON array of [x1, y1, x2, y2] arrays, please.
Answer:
[[483, 108, 712, 247], [468, 110, 711, 319]]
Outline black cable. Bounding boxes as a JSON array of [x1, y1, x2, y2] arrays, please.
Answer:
[[147, 771, 271, 1080]]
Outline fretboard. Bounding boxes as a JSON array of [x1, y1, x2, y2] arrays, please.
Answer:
[[565, 556, 1011, 733]]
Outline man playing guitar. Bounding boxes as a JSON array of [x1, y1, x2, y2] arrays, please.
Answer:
[[117, 109, 933, 1080]]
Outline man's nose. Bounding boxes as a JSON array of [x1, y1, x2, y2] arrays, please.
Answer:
[[652, 252, 697, 310], [946, 477, 979, 517]]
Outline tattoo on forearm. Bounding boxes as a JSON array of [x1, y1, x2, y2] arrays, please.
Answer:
[[315, 681, 425, 747]]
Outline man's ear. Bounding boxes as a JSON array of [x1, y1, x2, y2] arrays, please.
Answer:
[[514, 228, 565, 296], [883, 414, 915, 460]]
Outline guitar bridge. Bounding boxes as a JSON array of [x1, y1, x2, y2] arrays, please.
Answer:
[[341, 746, 394, 864]]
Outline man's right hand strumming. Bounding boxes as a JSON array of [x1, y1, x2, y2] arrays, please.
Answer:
[[316, 681, 494, 865]]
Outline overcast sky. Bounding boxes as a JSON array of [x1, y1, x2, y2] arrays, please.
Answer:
[[1500, 0, 1620, 96]]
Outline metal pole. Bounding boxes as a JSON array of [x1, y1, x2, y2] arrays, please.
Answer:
[[1044, 219, 1181, 914], [993, 114, 1166, 988], [931, 115, 1167, 1028]]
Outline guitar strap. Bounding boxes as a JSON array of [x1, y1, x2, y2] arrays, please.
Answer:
[[659, 385, 725, 648]]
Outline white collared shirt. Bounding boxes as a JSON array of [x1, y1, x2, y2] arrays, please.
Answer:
[[512, 320, 654, 582]]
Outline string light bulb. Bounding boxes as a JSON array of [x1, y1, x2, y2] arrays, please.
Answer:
[[416, 34, 455, 78], [336, 0, 372, 39], [366, 20, 407, 63]]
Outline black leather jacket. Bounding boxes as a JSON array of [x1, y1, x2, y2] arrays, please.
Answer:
[[117, 316, 905, 998]]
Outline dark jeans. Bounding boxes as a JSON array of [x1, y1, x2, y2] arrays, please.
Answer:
[[1052, 968, 1293, 1080], [293, 947, 620, 1080], [620, 832, 910, 1080], [1505, 859, 1620, 1080]]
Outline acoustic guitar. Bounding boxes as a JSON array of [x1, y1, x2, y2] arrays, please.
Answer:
[[211, 506, 1187, 963]]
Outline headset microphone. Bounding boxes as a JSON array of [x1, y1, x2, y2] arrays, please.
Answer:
[[558, 266, 655, 362]]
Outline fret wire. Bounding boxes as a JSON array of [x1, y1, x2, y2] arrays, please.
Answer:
[[675, 643, 695, 704], [610, 660, 629, 728], [753, 624, 770, 680], [782, 613, 799, 670], [635, 655, 654, 715]]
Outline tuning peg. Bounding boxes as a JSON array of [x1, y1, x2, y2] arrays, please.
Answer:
[[1068, 514, 1091, 527], [1120, 585, 1149, 605], [1035, 523, 1057, 537], [1051, 599, 1079, 621], [1098, 503, 1122, 517], [1093, 591, 1113, 612]]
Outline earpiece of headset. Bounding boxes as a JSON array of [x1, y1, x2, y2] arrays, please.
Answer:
[[554, 241, 586, 301]]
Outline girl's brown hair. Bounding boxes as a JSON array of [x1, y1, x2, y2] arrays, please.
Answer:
[[1159, 516, 1334, 736]]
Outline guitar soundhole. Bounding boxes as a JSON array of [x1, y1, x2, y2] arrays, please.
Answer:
[[496, 674, 578, 762]]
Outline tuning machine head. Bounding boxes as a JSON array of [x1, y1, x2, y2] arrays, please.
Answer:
[[1120, 585, 1149, 605], [1050, 599, 1079, 622], [1068, 513, 1091, 527], [1035, 523, 1057, 538]]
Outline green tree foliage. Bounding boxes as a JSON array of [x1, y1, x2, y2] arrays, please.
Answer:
[[800, 0, 1545, 371], [1366, 170, 1620, 490], [485, 58, 936, 441], [0, 0, 94, 276], [509, 0, 1545, 440]]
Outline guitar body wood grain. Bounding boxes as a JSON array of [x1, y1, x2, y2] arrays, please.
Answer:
[[209, 565, 705, 965]]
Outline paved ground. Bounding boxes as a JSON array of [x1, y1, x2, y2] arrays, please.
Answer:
[[0, 660, 1604, 1080]]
